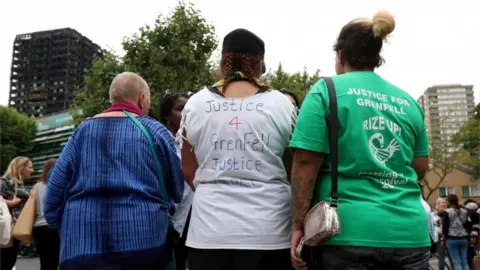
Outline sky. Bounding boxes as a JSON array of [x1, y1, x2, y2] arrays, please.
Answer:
[[0, 0, 479, 106]]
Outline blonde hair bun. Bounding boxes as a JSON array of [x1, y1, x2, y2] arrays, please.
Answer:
[[372, 10, 395, 39]]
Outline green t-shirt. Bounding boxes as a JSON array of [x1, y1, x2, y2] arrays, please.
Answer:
[[290, 71, 430, 248]]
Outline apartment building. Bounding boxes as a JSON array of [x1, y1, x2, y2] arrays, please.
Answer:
[[9, 28, 102, 117], [417, 84, 476, 152]]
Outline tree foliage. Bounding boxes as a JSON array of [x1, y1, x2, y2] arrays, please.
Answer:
[[420, 111, 467, 200], [474, 103, 480, 120], [0, 106, 37, 174], [74, 2, 218, 123], [453, 103, 480, 178], [73, 52, 124, 125], [261, 64, 320, 102]]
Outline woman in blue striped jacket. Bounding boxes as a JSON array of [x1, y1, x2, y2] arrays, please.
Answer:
[[44, 72, 184, 270]]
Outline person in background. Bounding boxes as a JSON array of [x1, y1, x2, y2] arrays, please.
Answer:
[[0, 156, 34, 270], [464, 201, 479, 269], [280, 89, 301, 112], [289, 10, 431, 269], [33, 158, 60, 270], [178, 28, 296, 270], [44, 72, 184, 270], [420, 196, 434, 243], [159, 93, 193, 270], [442, 194, 470, 270], [432, 197, 449, 270]]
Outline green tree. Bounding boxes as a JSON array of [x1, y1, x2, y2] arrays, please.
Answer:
[[0, 106, 37, 174], [74, 1, 218, 122], [453, 103, 480, 178], [122, 2, 217, 105], [261, 63, 320, 102], [474, 103, 480, 120], [419, 112, 466, 200], [73, 52, 124, 125]]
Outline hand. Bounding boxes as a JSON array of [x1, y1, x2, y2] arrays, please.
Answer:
[[12, 197, 21, 205], [291, 230, 307, 270]]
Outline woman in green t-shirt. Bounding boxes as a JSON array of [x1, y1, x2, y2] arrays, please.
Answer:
[[289, 10, 431, 270]]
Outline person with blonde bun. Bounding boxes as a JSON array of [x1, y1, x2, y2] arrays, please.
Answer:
[[290, 10, 431, 269]]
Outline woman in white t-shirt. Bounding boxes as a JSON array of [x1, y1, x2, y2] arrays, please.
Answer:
[[177, 28, 296, 270]]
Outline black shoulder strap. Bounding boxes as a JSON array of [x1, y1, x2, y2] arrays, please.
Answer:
[[323, 77, 339, 206], [208, 86, 221, 95]]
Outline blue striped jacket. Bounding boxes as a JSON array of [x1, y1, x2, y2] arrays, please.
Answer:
[[44, 116, 184, 269]]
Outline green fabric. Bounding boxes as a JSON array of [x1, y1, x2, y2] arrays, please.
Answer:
[[166, 259, 176, 270], [124, 111, 176, 268], [290, 71, 430, 248]]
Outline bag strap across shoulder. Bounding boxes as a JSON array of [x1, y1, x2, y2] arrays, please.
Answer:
[[123, 111, 169, 208], [323, 77, 339, 206]]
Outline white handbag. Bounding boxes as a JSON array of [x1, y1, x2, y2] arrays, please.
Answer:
[[0, 196, 13, 246]]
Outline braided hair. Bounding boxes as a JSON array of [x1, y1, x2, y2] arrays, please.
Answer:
[[220, 52, 270, 94], [159, 93, 189, 125]]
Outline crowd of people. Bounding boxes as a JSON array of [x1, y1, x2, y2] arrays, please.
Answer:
[[1, 9, 476, 270], [427, 195, 480, 270]]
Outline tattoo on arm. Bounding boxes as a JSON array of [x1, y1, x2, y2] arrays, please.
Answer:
[[291, 174, 317, 231], [291, 150, 324, 231]]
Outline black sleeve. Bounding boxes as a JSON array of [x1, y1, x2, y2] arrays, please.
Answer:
[[0, 178, 10, 198], [473, 213, 480, 224], [442, 212, 450, 237]]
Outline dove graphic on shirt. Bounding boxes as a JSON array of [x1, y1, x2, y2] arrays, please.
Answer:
[[369, 133, 400, 165]]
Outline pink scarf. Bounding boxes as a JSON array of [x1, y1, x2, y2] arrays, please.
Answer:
[[103, 102, 144, 116]]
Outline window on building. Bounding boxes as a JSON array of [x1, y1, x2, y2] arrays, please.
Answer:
[[439, 187, 455, 197], [461, 185, 480, 197]]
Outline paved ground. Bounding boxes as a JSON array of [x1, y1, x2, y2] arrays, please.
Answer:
[[15, 258, 40, 270], [14, 257, 444, 270]]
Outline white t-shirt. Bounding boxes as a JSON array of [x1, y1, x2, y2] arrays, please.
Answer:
[[421, 197, 433, 239], [178, 88, 295, 250]]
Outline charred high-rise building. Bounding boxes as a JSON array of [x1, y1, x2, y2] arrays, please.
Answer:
[[9, 28, 102, 117]]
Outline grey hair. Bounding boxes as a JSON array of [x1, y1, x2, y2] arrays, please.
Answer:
[[109, 72, 150, 104]]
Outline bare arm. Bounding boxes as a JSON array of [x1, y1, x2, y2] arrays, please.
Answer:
[[2, 196, 20, 208], [5, 198, 21, 208], [412, 156, 429, 180], [291, 148, 325, 231], [180, 132, 197, 191]]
